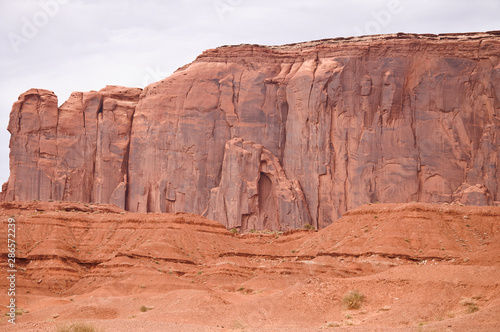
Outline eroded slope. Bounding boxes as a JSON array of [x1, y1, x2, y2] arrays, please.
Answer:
[[1, 201, 499, 331]]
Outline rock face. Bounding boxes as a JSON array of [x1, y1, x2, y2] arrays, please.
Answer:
[[205, 138, 312, 231], [2, 86, 142, 209], [2, 32, 500, 230]]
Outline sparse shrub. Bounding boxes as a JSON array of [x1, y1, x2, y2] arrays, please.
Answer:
[[304, 223, 315, 230], [466, 303, 479, 313], [56, 322, 103, 332], [342, 290, 365, 309], [460, 297, 480, 313], [232, 320, 245, 329], [230, 228, 239, 234], [139, 305, 153, 312], [326, 321, 340, 328]]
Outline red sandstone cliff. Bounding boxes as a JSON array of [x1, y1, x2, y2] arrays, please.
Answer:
[[2, 86, 141, 209], [2, 32, 500, 230]]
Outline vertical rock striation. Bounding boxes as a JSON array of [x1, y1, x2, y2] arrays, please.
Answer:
[[2, 86, 142, 208], [2, 32, 500, 230], [205, 138, 312, 231]]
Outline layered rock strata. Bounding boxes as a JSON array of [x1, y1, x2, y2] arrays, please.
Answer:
[[2, 32, 500, 230]]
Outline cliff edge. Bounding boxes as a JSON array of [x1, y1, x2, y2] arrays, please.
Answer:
[[2, 32, 500, 230]]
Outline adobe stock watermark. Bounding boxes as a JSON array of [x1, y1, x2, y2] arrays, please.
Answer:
[[142, 65, 170, 87], [213, 0, 244, 20], [353, 0, 403, 36], [6, 217, 17, 324], [7, 0, 68, 53]]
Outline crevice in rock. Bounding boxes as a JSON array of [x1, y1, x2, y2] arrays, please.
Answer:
[[123, 103, 135, 211], [258, 172, 278, 230], [89, 97, 103, 203], [278, 90, 289, 163]]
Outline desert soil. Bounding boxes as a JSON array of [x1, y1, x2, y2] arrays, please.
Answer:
[[0, 201, 499, 331]]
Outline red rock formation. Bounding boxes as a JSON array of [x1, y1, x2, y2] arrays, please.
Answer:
[[2, 86, 142, 208], [205, 138, 312, 231], [2, 32, 500, 230]]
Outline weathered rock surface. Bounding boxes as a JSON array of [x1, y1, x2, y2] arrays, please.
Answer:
[[2, 32, 500, 230], [205, 138, 312, 231], [2, 86, 142, 209]]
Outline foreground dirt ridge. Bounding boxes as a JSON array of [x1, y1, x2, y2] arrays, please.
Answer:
[[2, 31, 500, 231], [0, 201, 499, 331]]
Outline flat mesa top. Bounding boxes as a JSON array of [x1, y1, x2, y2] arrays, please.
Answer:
[[222, 31, 500, 51], [193, 31, 500, 62]]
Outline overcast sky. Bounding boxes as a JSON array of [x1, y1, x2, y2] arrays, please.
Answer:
[[0, 0, 498, 187]]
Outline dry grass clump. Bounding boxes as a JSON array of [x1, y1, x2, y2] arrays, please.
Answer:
[[460, 298, 480, 313], [231, 320, 246, 329], [56, 322, 103, 332], [342, 290, 365, 309], [467, 303, 479, 313], [139, 305, 154, 312]]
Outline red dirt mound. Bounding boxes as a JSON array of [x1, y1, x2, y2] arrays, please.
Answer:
[[0, 201, 499, 331]]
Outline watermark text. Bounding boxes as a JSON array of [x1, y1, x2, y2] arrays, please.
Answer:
[[353, 0, 403, 36], [8, 0, 68, 53], [6, 217, 17, 324], [213, 0, 244, 20]]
